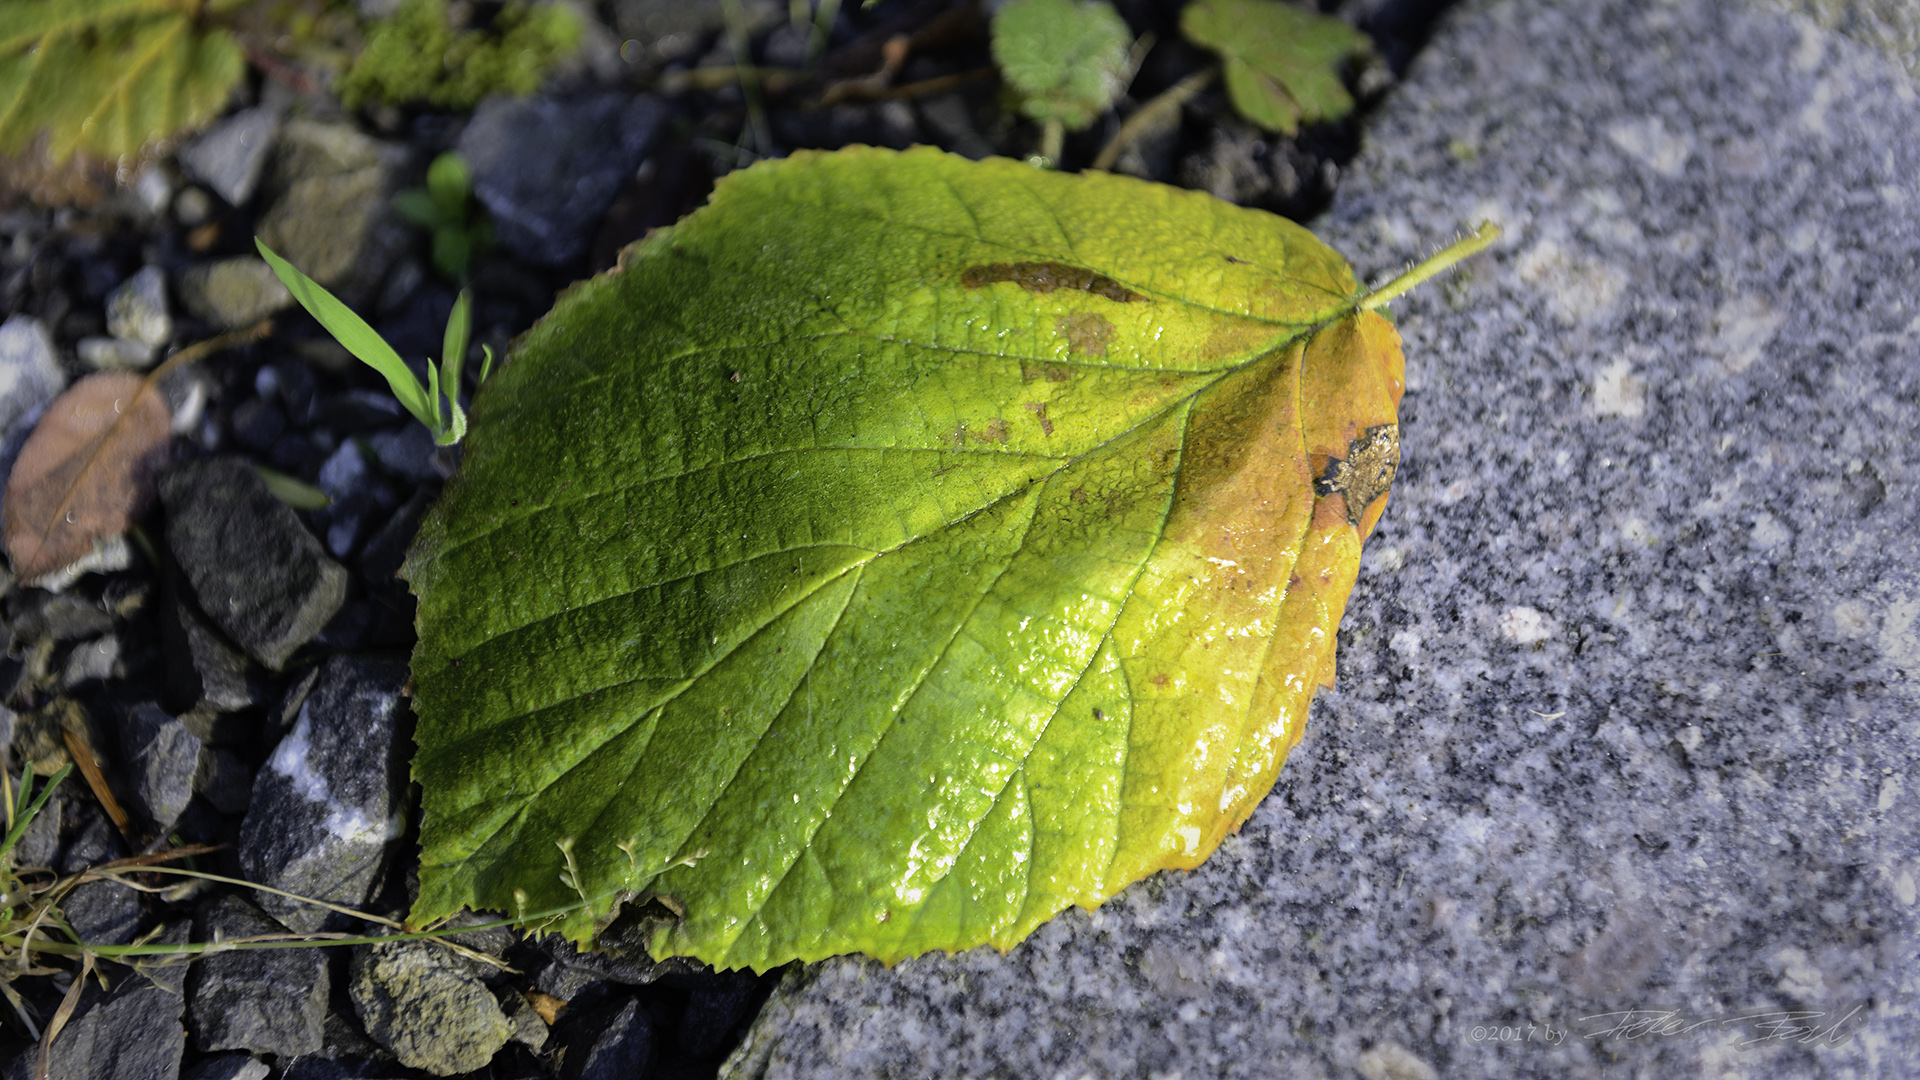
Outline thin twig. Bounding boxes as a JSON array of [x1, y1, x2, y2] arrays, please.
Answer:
[[819, 65, 995, 105], [656, 66, 818, 95], [820, 33, 911, 105], [1092, 66, 1216, 173]]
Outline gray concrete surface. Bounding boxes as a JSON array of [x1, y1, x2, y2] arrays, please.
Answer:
[[720, 0, 1920, 1076]]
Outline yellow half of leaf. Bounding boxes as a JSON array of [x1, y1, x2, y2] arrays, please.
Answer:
[[0, 0, 247, 163], [404, 147, 1405, 970]]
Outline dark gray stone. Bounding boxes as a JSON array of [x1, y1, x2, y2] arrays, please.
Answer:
[[61, 878, 140, 945], [315, 440, 397, 560], [239, 654, 410, 933], [59, 632, 123, 686], [136, 921, 194, 994], [2, 961, 186, 1080], [278, 1058, 387, 1080], [312, 389, 405, 432], [180, 1054, 269, 1080], [59, 808, 125, 874], [229, 397, 286, 451], [189, 894, 328, 1058], [715, 1, 1920, 1079], [457, 93, 666, 266], [678, 971, 758, 1059], [118, 701, 200, 832], [178, 105, 283, 207], [367, 423, 439, 485], [349, 940, 512, 1075], [6, 590, 114, 641], [160, 456, 348, 670], [319, 1004, 390, 1062], [358, 485, 435, 588], [193, 746, 257, 815], [165, 593, 270, 713], [559, 996, 653, 1080], [500, 989, 549, 1051], [0, 314, 65, 442], [532, 931, 678, 999]]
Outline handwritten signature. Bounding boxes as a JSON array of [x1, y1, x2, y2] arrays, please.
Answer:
[[1576, 1001, 1869, 1049]]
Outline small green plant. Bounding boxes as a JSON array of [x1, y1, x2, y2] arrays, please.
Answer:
[[1, 760, 604, 1064], [1180, 0, 1372, 135], [256, 238, 493, 447], [991, 0, 1135, 166], [337, 0, 583, 111], [394, 152, 495, 281]]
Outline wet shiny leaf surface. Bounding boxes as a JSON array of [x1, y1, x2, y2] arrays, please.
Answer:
[[405, 147, 1406, 970]]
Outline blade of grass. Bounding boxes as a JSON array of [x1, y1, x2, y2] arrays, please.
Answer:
[[0, 765, 69, 863], [253, 465, 331, 510], [255, 239, 437, 431], [35, 952, 88, 1080], [438, 290, 472, 445]]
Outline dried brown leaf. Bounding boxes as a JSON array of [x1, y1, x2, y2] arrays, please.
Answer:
[[2, 372, 172, 583]]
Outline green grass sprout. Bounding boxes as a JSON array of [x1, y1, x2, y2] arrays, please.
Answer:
[[256, 238, 493, 447]]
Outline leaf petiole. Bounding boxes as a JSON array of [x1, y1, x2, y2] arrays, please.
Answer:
[[1357, 220, 1502, 311]]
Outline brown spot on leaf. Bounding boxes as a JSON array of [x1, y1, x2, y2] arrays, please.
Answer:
[[1056, 312, 1116, 356], [1314, 423, 1400, 527], [961, 262, 1146, 303], [1024, 402, 1054, 436], [1021, 361, 1073, 383], [976, 418, 1010, 444], [1151, 673, 1169, 688]]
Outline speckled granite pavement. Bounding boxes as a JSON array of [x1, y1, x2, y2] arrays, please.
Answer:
[[720, 0, 1920, 1076]]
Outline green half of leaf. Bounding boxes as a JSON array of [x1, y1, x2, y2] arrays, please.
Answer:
[[991, 0, 1134, 130], [0, 0, 247, 163], [1181, 0, 1370, 136], [403, 147, 1407, 971]]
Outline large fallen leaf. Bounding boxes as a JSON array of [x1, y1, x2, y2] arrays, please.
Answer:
[[0, 0, 248, 165], [3, 371, 171, 583], [405, 147, 1406, 970], [1181, 0, 1371, 136]]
